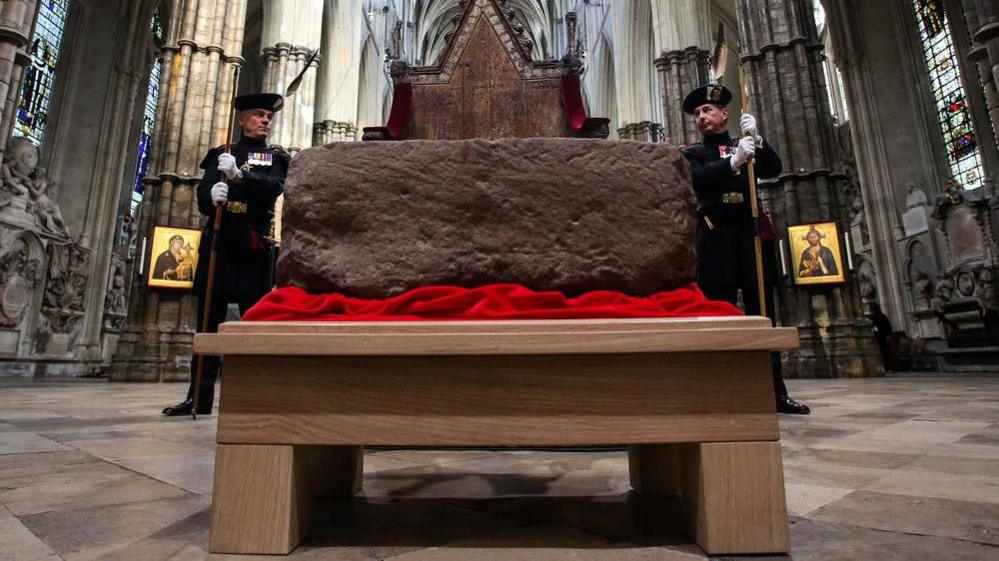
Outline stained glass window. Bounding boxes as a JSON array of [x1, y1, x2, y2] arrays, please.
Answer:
[[150, 11, 165, 43], [14, 0, 70, 145], [912, 0, 985, 190], [130, 14, 164, 215]]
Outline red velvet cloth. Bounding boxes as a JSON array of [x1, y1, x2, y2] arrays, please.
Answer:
[[242, 283, 742, 322], [561, 75, 589, 133]]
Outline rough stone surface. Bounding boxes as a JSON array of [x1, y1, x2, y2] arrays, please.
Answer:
[[278, 138, 696, 298]]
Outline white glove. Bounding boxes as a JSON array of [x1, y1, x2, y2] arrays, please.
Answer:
[[210, 181, 228, 205], [218, 152, 242, 180], [740, 113, 764, 146], [730, 136, 756, 171]]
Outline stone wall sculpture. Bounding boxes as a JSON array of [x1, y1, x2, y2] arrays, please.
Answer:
[[0, 237, 41, 329], [40, 242, 91, 347], [103, 254, 127, 332], [929, 177, 999, 348], [1, 138, 70, 238]]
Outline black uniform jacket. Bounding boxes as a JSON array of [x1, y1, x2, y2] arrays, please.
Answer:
[[193, 136, 288, 302], [682, 131, 783, 290], [680, 131, 782, 228]]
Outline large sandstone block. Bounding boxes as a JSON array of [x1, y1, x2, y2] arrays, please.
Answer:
[[278, 138, 696, 298]]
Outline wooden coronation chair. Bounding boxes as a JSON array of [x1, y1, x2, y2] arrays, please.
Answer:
[[195, 0, 794, 556]]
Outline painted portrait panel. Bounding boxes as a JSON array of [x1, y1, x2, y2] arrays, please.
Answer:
[[147, 226, 201, 290], [788, 222, 846, 286]]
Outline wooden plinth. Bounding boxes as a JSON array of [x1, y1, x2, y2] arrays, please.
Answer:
[[198, 316, 795, 556]]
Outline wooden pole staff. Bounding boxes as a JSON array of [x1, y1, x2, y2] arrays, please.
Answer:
[[737, 60, 768, 318], [191, 65, 240, 420]]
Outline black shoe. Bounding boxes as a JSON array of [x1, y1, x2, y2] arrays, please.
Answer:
[[777, 395, 811, 415], [162, 399, 193, 416], [161, 400, 213, 416]]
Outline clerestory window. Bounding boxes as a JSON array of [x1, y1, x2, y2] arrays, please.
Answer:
[[912, 0, 985, 190]]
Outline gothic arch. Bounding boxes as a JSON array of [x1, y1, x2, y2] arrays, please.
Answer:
[[584, 32, 616, 138], [356, 32, 386, 134]]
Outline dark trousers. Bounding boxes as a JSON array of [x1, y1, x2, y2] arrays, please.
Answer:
[[875, 334, 891, 372], [184, 294, 257, 413], [697, 223, 790, 400]]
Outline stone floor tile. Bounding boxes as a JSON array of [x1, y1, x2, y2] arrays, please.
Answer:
[[781, 457, 893, 489], [810, 490, 999, 546], [2, 456, 190, 516], [860, 419, 992, 444], [783, 517, 999, 561], [0, 505, 59, 561], [114, 453, 217, 496], [779, 445, 920, 471], [903, 454, 999, 478], [383, 524, 706, 560], [64, 435, 213, 461], [862, 468, 999, 504], [957, 433, 999, 446], [932, 442, 999, 460], [0, 449, 98, 481], [307, 495, 523, 552], [1, 377, 999, 559], [0, 431, 69, 455], [20, 495, 208, 561], [783, 483, 854, 516]]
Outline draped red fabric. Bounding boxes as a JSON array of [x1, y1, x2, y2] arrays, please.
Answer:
[[242, 283, 742, 322]]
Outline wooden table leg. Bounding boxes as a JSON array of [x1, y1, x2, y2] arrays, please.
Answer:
[[628, 444, 682, 496], [679, 441, 790, 555], [210, 444, 363, 554]]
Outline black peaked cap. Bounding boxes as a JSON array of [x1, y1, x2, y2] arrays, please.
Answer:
[[682, 84, 732, 115], [234, 93, 284, 113]]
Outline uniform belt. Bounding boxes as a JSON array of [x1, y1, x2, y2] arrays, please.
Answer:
[[721, 192, 745, 204]]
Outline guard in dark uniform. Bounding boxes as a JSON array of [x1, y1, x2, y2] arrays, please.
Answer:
[[680, 83, 810, 415], [162, 92, 289, 416]]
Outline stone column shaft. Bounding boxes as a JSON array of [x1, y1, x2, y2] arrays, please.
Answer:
[[315, 0, 363, 142], [260, 0, 322, 152], [262, 43, 319, 151], [655, 47, 709, 146], [962, 0, 999, 150], [0, 0, 37, 148], [609, 0, 652, 128], [112, 0, 248, 382], [650, 0, 711, 147], [737, 0, 882, 378]]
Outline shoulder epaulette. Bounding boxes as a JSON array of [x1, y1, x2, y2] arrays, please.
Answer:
[[269, 144, 288, 154]]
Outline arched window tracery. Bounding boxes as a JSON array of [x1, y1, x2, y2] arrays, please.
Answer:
[[14, 0, 71, 146], [912, 0, 985, 190], [129, 11, 166, 215]]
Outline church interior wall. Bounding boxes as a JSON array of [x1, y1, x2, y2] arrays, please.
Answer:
[[2, 0, 995, 379], [845, 0, 980, 338], [239, 1, 265, 98], [943, 0, 999, 181]]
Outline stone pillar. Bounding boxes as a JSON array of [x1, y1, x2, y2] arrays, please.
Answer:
[[608, 0, 653, 132], [314, 0, 363, 143], [650, 0, 712, 147], [617, 121, 661, 143], [260, 0, 323, 152], [313, 119, 356, 144], [261, 43, 320, 151], [654, 47, 710, 146], [0, 0, 38, 148], [960, 0, 999, 137], [111, 0, 248, 382], [736, 0, 882, 378]]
